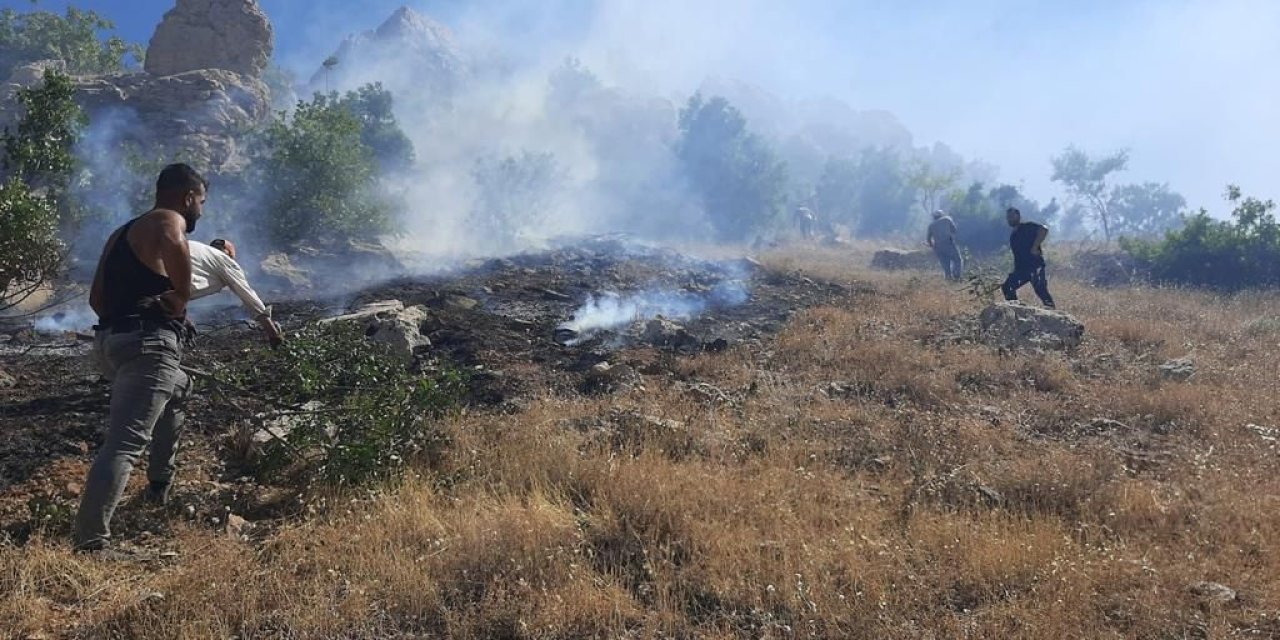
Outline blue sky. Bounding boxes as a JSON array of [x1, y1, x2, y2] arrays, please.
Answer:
[[6, 0, 1279, 210]]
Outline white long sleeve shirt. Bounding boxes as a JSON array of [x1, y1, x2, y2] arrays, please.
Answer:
[[188, 240, 270, 318]]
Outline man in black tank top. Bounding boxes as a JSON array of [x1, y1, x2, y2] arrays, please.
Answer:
[[74, 164, 206, 553]]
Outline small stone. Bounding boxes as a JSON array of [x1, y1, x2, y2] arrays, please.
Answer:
[[226, 513, 249, 538], [445, 295, 479, 311], [64, 482, 81, 497], [1158, 357, 1195, 381], [1246, 424, 1278, 442], [1189, 581, 1237, 603]]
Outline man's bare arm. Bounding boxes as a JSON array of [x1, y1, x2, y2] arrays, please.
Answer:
[[156, 212, 193, 317]]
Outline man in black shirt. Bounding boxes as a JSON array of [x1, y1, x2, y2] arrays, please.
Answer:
[[1001, 207, 1056, 309], [75, 164, 204, 553]]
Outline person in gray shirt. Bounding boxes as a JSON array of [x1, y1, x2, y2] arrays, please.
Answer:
[[926, 209, 963, 281]]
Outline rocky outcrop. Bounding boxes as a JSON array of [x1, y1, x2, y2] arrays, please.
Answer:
[[319, 300, 432, 362], [978, 302, 1085, 351], [145, 0, 273, 77], [0, 0, 274, 175], [871, 248, 937, 271], [72, 69, 269, 173]]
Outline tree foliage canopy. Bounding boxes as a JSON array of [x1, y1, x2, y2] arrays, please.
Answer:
[[0, 5, 142, 78], [677, 94, 788, 241], [256, 90, 398, 246], [471, 150, 565, 250], [1050, 146, 1129, 241], [0, 68, 78, 305], [815, 147, 915, 236], [1123, 186, 1280, 290], [332, 83, 415, 174], [3, 68, 84, 193], [0, 177, 63, 309]]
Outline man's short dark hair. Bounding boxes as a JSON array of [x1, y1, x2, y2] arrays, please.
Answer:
[[156, 163, 207, 195], [209, 239, 228, 251], [1006, 207, 1021, 216]]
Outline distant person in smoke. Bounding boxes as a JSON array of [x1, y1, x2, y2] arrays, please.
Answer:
[[1002, 207, 1056, 309], [189, 238, 284, 347], [926, 209, 963, 281], [75, 164, 204, 554], [793, 206, 816, 240]]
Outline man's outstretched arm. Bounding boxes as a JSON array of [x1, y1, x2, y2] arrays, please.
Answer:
[[215, 255, 283, 346]]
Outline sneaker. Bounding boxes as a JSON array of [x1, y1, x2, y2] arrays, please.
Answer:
[[74, 542, 144, 562], [143, 480, 172, 506]]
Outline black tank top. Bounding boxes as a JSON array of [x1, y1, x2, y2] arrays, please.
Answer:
[[99, 218, 174, 324]]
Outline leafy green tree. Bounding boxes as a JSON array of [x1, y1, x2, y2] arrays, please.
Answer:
[[256, 92, 395, 246], [1122, 186, 1279, 290], [471, 150, 564, 249], [0, 5, 142, 78], [677, 94, 788, 241], [943, 182, 1050, 256], [814, 156, 860, 226], [333, 83, 414, 173], [814, 147, 915, 236], [0, 177, 63, 310], [2, 68, 84, 194], [1107, 182, 1186, 237], [1050, 146, 1129, 241], [907, 159, 959, 218]]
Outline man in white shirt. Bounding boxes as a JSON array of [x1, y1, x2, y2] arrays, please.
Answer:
[[926, 210, 963, 281], [190, 238, 284, 346]]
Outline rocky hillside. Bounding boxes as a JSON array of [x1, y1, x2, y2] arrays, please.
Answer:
[[0, 0, 274, 174]]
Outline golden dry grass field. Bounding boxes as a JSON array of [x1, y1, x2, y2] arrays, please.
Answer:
[[3, 247, 1279, 638]]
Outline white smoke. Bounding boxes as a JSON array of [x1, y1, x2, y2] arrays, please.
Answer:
[[32, 305, 96, 333], [560, 278, 748, 341]]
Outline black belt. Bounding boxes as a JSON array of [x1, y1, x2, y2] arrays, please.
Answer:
[[93, 317, 177, 335]]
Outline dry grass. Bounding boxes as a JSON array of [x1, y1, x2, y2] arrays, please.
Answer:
[[4, 248, 1280, 638]]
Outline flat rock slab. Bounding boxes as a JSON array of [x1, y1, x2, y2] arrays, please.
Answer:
[[978, 301, 1085, 351]]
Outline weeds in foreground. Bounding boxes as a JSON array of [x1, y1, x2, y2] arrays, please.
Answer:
[[212, 322, 466, 488]]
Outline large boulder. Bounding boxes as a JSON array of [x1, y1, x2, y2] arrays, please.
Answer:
[[319, 300, 432, 362], [978, 302, 1085, 351], [145, 0, 273, 78], [871, 248, 936, 271]]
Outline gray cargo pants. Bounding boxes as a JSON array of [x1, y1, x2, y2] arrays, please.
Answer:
[[934, 243, 964, 281], [74, 327, 190, 550]]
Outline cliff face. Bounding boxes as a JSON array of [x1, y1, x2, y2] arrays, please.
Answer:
[[0, 0, 275, 174]]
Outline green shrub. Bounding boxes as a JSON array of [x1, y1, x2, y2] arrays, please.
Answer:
[[0, 177, 63, 310], [0, 6, 143, 78], [254, 89, 403, 246], [216, 323, 466, 488], [1122, 186, 1279, 291]]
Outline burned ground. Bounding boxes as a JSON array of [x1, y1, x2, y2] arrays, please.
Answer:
[[0, 241, 856, 542]]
